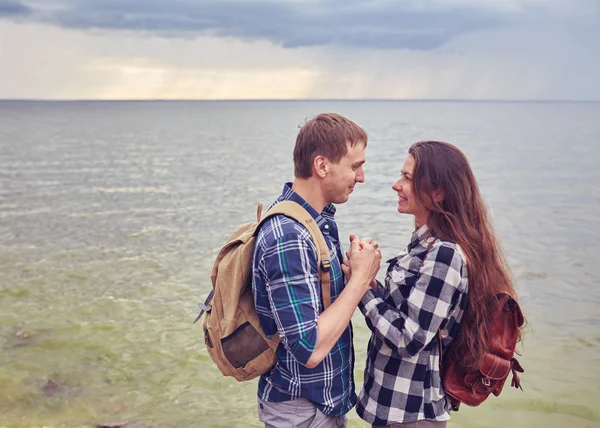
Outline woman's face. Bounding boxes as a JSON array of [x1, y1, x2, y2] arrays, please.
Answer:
[[392, 154, 430, 227]]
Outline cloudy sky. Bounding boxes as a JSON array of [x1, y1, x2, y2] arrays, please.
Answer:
[[0, 0, 598, 100]]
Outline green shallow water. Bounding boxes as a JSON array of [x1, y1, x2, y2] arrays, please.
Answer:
[[1, 246, 598, 427], [1, 299, 598, 427], [1, 100, 599, 427]]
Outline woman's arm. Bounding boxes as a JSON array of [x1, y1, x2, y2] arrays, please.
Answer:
[[359, 242, 467, 358]]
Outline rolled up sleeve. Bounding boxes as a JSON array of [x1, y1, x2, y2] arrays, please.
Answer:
[[359, 243, 465, 358], [261, 232, 321, 366]]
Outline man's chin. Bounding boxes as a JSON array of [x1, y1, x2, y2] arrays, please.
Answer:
[[333, 195, 350, 204]]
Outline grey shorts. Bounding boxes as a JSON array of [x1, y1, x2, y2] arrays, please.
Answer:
[[380, 420, 447, 428], [258, 397, 347, 428]]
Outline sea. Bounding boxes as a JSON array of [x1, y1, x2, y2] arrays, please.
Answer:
[[1, 100, 599, 427]]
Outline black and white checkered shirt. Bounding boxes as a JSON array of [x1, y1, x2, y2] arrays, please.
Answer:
[[356, 225, 469, 425]]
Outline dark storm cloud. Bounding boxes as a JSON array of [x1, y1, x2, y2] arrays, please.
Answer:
[[2, 0, 516, 50], [0, 0, 31, 17]]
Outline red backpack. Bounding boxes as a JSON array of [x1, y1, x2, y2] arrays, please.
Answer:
[[440, 292, 525, 410]]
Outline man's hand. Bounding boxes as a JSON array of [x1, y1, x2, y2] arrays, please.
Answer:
[[306, 236, 381, 368], [343, 235, 380, 290], [346, 236, 381, 292]]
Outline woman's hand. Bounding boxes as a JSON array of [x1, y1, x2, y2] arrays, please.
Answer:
[[344, 235, 381, 290]]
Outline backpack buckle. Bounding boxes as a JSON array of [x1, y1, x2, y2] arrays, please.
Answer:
[[320, 259, 331, 272], [194, 291, 214, 323], [193, 302, 212, 324], [198, 302, 212, 312]]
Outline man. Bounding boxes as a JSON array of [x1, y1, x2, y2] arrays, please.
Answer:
[[252, 113, 381, 427]]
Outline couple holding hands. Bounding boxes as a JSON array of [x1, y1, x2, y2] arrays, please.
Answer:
[[251, 113, 520, 427]]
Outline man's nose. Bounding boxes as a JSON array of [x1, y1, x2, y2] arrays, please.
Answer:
[[355, 168, 365, 182]]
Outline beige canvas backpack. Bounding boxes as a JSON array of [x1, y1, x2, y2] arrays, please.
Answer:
[[194, 200, 332, 381]]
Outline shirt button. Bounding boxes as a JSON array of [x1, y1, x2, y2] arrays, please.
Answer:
[[324, 224, 329, 229]]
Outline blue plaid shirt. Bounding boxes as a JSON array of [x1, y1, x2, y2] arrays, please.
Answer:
[[252, 183, 356, 416]]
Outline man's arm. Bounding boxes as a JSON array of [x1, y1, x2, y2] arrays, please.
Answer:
[[259, 230, 380, 368], [305, 239, 380, 367]]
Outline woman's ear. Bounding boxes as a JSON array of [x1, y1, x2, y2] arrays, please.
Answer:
[[314, 155, 327, 178]]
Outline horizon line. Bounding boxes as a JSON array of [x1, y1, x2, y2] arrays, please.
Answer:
[[1, 98, 599, 104]]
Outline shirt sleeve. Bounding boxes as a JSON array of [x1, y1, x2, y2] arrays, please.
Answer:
[[359, 242, 465, 358], [259, 231, 321, 366], [370, 279, 385, 299]]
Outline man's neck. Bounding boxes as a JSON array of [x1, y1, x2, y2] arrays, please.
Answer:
[[292, 178, 328, 213]]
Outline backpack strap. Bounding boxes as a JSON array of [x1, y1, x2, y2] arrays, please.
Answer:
[[258, 200, 332, 310]]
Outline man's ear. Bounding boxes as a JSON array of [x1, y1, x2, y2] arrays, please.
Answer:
[[314, 155, 327, 178], [432, 189, 444, 203]]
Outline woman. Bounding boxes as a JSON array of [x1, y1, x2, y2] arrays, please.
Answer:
[[348, 141, 522, 427]]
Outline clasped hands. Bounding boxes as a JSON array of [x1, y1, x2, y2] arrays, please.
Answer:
[[341, 234, 381, 291]]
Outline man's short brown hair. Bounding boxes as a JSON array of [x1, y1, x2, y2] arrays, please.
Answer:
[[293, 113, 368, 179]]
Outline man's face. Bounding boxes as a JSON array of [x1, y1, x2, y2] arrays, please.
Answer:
[[324, 141, 366, 204]]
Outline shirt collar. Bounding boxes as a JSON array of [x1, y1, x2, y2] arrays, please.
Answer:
[[277, 182, 334, 230], [408, 224, 432, 252]]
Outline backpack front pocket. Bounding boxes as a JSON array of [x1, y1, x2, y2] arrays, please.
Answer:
[[221, 321, 270, 368]]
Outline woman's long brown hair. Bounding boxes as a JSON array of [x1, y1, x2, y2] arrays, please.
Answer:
[[409, 141, 522, 369]]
